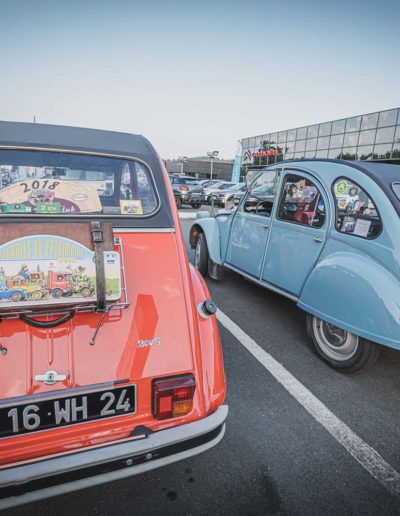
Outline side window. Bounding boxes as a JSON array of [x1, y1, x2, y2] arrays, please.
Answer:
[[243, 170, 278, 216], [333, 178, 381, 239], [278, 174, 326, 228]]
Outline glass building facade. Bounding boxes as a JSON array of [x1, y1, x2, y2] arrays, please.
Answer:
[[241, 108, 400, 170]]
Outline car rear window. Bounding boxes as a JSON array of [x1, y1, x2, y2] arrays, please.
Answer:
[[179, 178, 199, 185], [0, 150, 158, 217]]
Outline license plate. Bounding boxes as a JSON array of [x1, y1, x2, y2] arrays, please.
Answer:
[[0, 385, 136, 439]]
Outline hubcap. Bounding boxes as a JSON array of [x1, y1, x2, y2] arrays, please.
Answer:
[[312, 317, 359, 361]]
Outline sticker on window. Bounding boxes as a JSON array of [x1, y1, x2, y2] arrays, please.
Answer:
[[120, 200, 143, 215], [0, 179, 101, 214]]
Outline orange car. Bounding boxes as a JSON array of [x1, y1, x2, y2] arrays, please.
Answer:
[[0, 121, 227, 509]]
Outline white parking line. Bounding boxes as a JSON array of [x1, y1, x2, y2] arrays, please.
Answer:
[[217, 309, 400, 498], [178, 211, 197, 219]]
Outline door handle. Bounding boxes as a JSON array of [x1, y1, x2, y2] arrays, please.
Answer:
[[262, 224, 269, 229], [314, 236, 323, 243]]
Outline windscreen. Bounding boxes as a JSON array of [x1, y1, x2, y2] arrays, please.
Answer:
[[0, 150, 158, 216]]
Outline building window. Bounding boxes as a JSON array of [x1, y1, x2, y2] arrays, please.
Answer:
[[306, 138, 317, 151], [329, 134, 344, 148], [357, 145, 373, 160], [373, 143, 392, 159], [287, 129, 297, 141], [345, 116, 361, 132], [278, 131, 287, 143], [333, 178, 381, 239], [375, 126, 395, 144], [378, 109, 398, 127], [297, 127, 307, 140], [328, 149, 341, 159], [278, 174, 325, 228], [316, 150, 328, 158], [358, 129, 376, 146], [343, 133, 359, 147], [317, 136, 330, 150], [307, 125, 319, 138], [319, 122, 332, 137], [361, 113, 378, 130], [295, 140, 306, 152], [340, 147, 357, 160], [331, 119, 346, 134]]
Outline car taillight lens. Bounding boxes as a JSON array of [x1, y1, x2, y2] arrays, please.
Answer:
[[153, 376, 196, 420], [179, 185, 189, 191]]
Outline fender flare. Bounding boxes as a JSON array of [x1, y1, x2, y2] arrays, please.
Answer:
[[189, 218, 222, 266], [298, 251, 400, 350]]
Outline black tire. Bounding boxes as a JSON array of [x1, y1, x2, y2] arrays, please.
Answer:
[[80, 287, 91, 298], [11, 291, 23, 302], [175, 196, 182, 209], [194, 233, 209, 276], [306, 314, 380, 373], [52, 288, 63, 299]]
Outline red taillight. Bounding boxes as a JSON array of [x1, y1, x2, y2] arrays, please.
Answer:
[[179, 185, 189, 191], [153, 376, 196, 420]]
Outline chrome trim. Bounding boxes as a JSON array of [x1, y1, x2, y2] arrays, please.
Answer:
[[113, 227, 175, 233], [0, 405, 228, 510], [224, 263, 298, 302], [0, 145, 162, 220]]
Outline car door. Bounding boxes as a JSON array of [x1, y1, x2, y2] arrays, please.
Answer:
[[261, 170, 328, 296], [225, 169, 280, 277]]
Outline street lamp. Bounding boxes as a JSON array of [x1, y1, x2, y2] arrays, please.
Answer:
[[178, 156, 188, 175], [207, 150, 219, 179]]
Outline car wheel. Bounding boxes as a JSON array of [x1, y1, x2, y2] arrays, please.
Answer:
[[80, 287, 91, 297], [11, 291, 23, 302], [306, 314, 380, 373], [194, 233, 208, 276], [175, 196, 182, 209], [30, 290, 42, 300], [52, 288, 63, 299]]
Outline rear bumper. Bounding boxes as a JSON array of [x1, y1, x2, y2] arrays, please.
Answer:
[[180, 194, 204, 205], [0, 405, 228, 509]]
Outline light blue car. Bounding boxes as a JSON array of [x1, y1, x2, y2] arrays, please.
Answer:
[[189, 159, 400, 373]]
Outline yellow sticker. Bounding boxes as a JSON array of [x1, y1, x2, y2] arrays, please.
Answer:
[[120, 200, 143, 215]]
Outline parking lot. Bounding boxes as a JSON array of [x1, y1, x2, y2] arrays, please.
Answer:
[[7, 208, 400, 516]]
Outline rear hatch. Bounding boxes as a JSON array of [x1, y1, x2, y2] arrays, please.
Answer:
[[0, 231, 202, 465]]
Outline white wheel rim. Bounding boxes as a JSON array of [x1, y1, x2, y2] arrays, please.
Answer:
[[312, 317, 359, 361], [195, 239, 201, 268]]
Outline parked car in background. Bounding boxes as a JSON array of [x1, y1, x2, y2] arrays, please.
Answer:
[[190, 159, 400, 373], [198, 179, 221, 188], [212, 182, 247, 208], [0, 121, 227, 509], [204, 181, 237, 204], [169, 175, 204, 208]]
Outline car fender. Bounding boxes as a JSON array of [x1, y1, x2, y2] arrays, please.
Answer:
[[189, 264, 226, 414], [298, 251, 400, 350], [189, 217, 222, 265]]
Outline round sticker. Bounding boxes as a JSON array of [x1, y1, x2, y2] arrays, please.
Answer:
[[335, 180, 348, 195]]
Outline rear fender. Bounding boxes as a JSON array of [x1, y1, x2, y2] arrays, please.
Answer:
[[189, 264, 226, 414], [298, 252, 400, 350], [189, 218, 222, 265]]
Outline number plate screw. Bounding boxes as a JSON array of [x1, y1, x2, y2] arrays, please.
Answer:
[[145, 453, 153, 461], [0, 347, 7, 356], [126, 458, 133, 467]]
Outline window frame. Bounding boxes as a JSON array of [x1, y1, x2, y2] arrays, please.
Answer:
[[331, 176, 383, 240], [0, 147, 161, 220], [240, 168, 280, 217], [276, 172, 327, 229]]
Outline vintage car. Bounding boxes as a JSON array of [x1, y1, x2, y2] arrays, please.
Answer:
[[0, 121, 227, 509], [190, 159, 400, 373]]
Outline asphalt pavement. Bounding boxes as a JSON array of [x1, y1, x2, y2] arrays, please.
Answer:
[[6, 209, 400, 516]]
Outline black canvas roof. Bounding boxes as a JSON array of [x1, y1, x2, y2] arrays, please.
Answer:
[[0, 121, 174, 228], [0, 121, 155, 159]]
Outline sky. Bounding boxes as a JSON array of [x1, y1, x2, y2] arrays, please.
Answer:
[[0, 0, 399, 159]]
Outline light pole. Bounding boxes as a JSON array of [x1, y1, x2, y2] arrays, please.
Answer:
[[178, 156, 188, 175], [207, 150, 219, 179]]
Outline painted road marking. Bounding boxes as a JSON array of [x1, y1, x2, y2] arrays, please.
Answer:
[[217, 309, 400, 498], [178, 211, 197, 219]]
